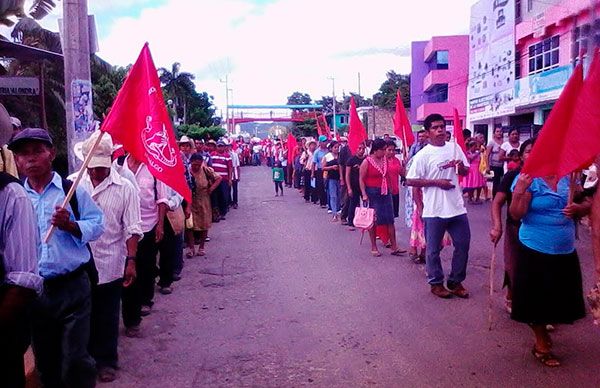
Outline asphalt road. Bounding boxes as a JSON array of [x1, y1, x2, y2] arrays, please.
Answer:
[[111, 166, 600, 388]]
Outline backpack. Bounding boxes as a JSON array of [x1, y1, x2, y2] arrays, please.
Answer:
[[61, 178, 99, 286], [0, 172, 22, 282]]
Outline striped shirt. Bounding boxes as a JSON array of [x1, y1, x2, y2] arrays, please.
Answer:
[[76, 169, 144, 285], [211, 152, 232, 179], [0, 182, 43, 293]]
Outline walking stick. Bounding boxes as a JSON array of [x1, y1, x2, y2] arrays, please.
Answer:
[[488, 243, 497, 331]]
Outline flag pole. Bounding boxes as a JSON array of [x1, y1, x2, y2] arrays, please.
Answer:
[[43, 130, 106, 243], [488, 243, 497, 331]]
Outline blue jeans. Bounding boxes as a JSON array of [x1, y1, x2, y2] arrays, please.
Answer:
[[423, 214, 471, 285], [328, 179, 341, 213]]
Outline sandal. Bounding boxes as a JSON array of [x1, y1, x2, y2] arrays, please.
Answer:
[[371, 250, 382, 257], [390, 249, 406, 256], [532, 346, 561, 367], [197, 249, 206, 257]]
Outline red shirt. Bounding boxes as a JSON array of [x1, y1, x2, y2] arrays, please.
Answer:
[[210, 151, 232, 179], [387, 157, 401, 195]]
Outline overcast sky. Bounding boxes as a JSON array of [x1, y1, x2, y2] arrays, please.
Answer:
[[27, 0, 478, 113]]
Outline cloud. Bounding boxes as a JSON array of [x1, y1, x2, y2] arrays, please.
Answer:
[[16, 0, 478, 112]]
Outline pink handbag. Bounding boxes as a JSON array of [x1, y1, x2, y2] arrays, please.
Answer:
[[353, 203, 375, 231]]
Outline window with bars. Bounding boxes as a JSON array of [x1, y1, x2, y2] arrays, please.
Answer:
[[527, 0, 533, 12], [515, 50, 521, 79], [528, 35, 560, 74], [515, 0, 522, 23]]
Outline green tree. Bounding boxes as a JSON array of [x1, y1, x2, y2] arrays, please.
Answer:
[[291, 118, 318, 139], [315, 96, 343, 115], [286, 91, 312, 107], [373, 71, 410, 109], [186, 91, 216, 127], [158, 62, 196, 124], [91, 58, 129, 119], [177, 124, 225, 141]]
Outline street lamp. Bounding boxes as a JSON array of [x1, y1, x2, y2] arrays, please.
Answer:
[[219, 75, 229, 132], [327, 76, 337, 137]]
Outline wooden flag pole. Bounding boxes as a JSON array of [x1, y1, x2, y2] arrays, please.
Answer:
[[488, 243, 497, 331], [43, 131, 106, 243], [401, 119, 409, 162]]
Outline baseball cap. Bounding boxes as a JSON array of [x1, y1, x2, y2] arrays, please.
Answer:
[[318, 135, 328, 142], [81, 131, 114, 168], [8, 127, 53, 151]]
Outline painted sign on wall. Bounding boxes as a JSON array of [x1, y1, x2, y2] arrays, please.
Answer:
[[0, 77, 40, 96]]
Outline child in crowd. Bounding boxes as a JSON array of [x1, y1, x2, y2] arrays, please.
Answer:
[[273, 162, 284, 196], [463, 140, 486, 204], [507, 149, 521, 171]]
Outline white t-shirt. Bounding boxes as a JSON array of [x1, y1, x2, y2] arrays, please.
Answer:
[[406, 142, 469, 219], [501, 141, 521, 172]]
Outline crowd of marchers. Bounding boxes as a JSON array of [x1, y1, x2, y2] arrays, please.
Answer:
[[0, 117, 241, 386], [257, 112, 600, 369]]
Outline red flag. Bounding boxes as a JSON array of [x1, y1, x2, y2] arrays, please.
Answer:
[[348, 96, 367, 154], [393, 90, 414, 156], [522, 61, 585, 177], [101, 43, 191, 202], [314, 111, 324, 137], [231, 140, 238, 151], [287, 133, 298, 164], [322, 114, 332, 140], [453, 108, 466, 154]]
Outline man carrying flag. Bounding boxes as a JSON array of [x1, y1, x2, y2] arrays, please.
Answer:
[[98, 43, 191, 335]]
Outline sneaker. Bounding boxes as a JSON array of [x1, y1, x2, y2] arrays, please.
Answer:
[[447, 282, 469, 299], [173, 274, 182, 282], [140, 305, 152, 316], [205, 237, 211, 242], [159, 286, 173, 295], [327, 210, 333, 214], [431, 284, 453, 299], [98, 366, 117, 383], [125, 325, 141, 338]]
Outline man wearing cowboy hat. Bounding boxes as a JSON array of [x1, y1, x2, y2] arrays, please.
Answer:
[[73, 131, 143, 382]]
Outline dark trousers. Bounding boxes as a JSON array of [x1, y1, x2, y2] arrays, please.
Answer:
[[274, 181, 284, 193], [230, 179, 239, 206], [303, 170, 312, 201], [173, 232, 184, 276], [0, 285, 35, 388], [491, 166, 504, 197], [217, 180, 230, 216], [124, 226, 158, 323], [89, 279, 122, 370], [392, 193, 400, 218], [314, 169, 327, 206], [31, 271, 96, 388], [340, 185, 349, 220], [294, 168, 303, 189], [347, 191, 360, 227], [157, 219, 176, 288]]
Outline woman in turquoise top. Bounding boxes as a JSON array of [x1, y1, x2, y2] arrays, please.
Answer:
[[510, 173, 585, 367]]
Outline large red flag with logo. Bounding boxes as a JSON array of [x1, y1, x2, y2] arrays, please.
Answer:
[[453, 108, 466, 154], [101, 43, 191, 202], [522, 61, 585, 177], [393, 90, 414, 157], [348, 96, 367, 154]]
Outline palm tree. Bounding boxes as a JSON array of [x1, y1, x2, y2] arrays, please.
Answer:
[[158, 62, 196, 124]]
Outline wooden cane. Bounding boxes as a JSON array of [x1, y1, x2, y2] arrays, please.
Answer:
[[488, 243, 497, 331], [43, 131, 106, 243]]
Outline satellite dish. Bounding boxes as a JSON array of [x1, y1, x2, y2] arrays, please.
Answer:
[[0, 104, 13, 146]]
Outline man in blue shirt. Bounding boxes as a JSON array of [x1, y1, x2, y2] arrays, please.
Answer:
[[311, 135, 329, 208], [9, 128, 104, 388]]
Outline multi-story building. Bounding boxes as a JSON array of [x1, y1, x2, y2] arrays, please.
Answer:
[[467, 0, 600, 139], [410, 35, 469, 130]]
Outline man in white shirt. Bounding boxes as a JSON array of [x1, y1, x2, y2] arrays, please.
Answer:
[[76, 132, 143, 382], [406, 113, 471, 299], [229, 143, 241, 209], [119, 152, 170, 334]]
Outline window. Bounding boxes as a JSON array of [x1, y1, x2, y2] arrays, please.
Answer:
[[515, 50, 521, 79], [527, 0, 533, 12], [436, 51, 449, 70], [427, 84, 448, 103], [528, 35, 560, 74], [515, 0, 522, 23], [339, 115, 348, 125]]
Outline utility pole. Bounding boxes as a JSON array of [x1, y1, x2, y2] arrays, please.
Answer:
[[357, 72, 361, 96], [220, 75, 229, 133], [63, 0, 91, 173], [229, 88, 235, 134], [328, 76, 337, 137]]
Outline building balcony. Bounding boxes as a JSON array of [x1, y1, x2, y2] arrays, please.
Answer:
[[516, 0, 591, 42], [423, 70, 452, 92], [416, 102, 456, 122]]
